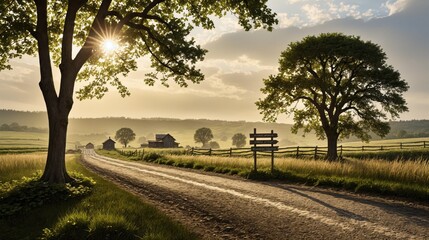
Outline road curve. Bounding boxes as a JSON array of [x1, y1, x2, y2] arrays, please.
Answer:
[[81, 149, 429, 240]]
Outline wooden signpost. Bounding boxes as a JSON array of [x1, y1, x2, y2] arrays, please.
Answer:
[[250, 128, 278, 172]]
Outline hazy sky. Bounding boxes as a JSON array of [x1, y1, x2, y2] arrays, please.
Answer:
[[0, 0, 428, 123]]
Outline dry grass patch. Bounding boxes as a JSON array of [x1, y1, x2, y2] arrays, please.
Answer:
[[0, 153, 47, 181]]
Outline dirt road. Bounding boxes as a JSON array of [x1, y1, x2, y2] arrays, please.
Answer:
[[81, 149, 429, 240]]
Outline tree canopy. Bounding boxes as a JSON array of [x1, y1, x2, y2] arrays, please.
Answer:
[[194, 127, 213, 147], [115, 127, 135, 148], [232, 133, 246, 148], [0, 0, 277, 99], [257, 33, 408, 160]]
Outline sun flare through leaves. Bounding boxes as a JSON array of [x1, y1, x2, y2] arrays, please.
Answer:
[[101, 38, 119, 54]]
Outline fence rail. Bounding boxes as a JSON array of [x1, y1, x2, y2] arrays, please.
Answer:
[[116, 141, 429, 159], [188, 141, 429, 158]]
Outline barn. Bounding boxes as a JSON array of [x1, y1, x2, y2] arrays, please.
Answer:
[[102, 137, 116, 150], [148, 134, 179, 148], [85, 142, 94, 149]]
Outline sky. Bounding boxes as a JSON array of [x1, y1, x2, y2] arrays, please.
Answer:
[[0, 0, 428, 123]]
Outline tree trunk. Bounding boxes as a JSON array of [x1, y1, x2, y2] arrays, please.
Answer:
[[326, 131, 339, 161], [39, 72, 76, 184], [40, 110, 73, 183]]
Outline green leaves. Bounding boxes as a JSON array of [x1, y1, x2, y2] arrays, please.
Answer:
[[0, 171, 95, 217], [1, 0, 277, 99], [114, 127, 136, 147], [257, 33, 409, 143]]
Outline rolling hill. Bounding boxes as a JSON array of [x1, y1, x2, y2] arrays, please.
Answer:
[[2, 109, 429, 148]]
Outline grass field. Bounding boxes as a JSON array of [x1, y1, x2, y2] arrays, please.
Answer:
[[342, 137, 429, 146], [0, 153, 197, 240]]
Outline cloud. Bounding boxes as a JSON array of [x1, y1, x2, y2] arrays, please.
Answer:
[[384, 0, 409, 15], [302, 4, 334, 25], [277, 13, 303, 28]]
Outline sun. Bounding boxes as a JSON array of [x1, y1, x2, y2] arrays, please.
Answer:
[[101, 39, 119, 54]]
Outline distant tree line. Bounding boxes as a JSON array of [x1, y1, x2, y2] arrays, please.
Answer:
[[0, 122, 47, 133]]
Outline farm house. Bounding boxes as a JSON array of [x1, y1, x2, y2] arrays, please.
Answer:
[[102, 137, 116, 150], [148, 134, 179, 148]]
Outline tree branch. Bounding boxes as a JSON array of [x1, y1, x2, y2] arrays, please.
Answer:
[[61, 0, 88, 70], [74, 0, 113, 71], [34, 0, 58, 113]]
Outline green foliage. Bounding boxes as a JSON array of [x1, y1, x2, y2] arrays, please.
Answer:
[[194, 127, 214, 147], [115, 127, 136, 148], [257, 33, 409, 159], [0, 172, 95, 217], [41, 212, 139, 240], [0, 0, 277, 98], [232, 133, 247, 148], [143, 152, 162, 162]]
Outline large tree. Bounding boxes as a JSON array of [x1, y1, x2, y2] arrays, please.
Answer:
[[194, 127, 213, 148], [115, 127, 135, 148], [257, 33, 408, 160], [0, 1, 277, 183]]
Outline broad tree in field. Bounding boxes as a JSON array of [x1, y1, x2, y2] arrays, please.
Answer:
[[0, 1, 277, 183], [232, 133, 246, 148], [257, 33, 408, 160], [194, 127, 213, 148], [115, 127, 135, 148]]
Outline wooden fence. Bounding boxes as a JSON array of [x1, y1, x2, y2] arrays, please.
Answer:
[[189, 140, 429, 158], [117, 141, 429, 159]]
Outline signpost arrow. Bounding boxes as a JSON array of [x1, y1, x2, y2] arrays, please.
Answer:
[[249, 140, 279, 145], [251, 146, 279, 151], [249, 133, 278, 138]]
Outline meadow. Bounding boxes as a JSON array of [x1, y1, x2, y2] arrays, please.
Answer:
[[0, 152, 197, 240]]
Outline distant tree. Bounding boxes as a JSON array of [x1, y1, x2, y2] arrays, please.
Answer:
[[194, 127, 213, 148], [209, 141, 220, 149], [0, 0, 276, 183], [257, 33, 408, 160], [232, 133, 247, 148], [115, 128, 136, 148]]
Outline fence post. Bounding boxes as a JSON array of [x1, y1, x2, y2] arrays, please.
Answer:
[[191, 147, 194, 155], [400, 143, 402, 149], [314, 146, 318, 159], [296, 146, 299, 158], [362, 146, 364, 152], [230, 148, 232, 157], [271, 130, 274, 173], [340, 145, 343, 158], [424, 141, 426, 148], [253, 128, 257, 172], [380, 146, 383, 151], [209, 148, 212, 156]]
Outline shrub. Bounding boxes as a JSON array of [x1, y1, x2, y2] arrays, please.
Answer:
[[41, 212, 139, 240], [0, 172, 95, 217], [143, 152, 162, 162]]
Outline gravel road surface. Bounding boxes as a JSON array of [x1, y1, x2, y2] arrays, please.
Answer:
[[81, 149, 429, 240]]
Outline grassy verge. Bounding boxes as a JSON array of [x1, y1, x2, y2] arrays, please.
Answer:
[[97, 149, 429, 202], [343, 148, 429, 161], [0, 153, 197, 240]]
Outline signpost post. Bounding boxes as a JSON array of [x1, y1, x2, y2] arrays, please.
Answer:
[[249, 128, 278, 172]]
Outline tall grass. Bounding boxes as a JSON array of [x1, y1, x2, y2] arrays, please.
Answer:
[[0, 153, 46, 181], [166, 155, 429, 185]]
